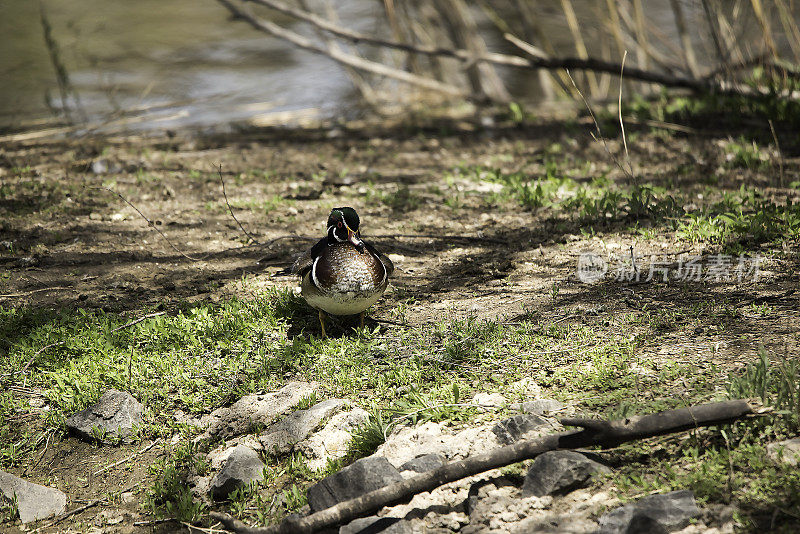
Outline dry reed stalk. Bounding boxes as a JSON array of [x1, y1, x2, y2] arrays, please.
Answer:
[[631, 0, 650, 72], [750, 0, 779, 61], [560, 0, 600, 98], [701, 0, 728, 69], [513, 0, 575, 98], [775, 0, 800, 63], [435, 0, 511, 103], [714, 1, 746, 65], [301, 0, 379, 107], [669, 0, 700, 77]]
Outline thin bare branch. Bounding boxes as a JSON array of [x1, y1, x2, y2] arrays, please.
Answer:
[[564, 68, 635, 182], [768, 119, 785, 187], [218, 164, 260, 244], [93, 186, 205, 262], [618, 51, 633, 178], [244, 0, 531, 67]]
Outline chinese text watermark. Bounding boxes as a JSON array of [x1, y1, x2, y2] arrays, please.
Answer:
[[577, 252, 762, 284]]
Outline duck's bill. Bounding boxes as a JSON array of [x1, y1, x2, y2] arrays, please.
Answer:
[[348, 229, 365, 251]]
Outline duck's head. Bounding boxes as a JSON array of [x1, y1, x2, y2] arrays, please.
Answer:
[[327, 207, 364, 252]]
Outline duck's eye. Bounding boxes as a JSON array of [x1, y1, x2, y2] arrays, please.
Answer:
[[337, 222, 343, 228]]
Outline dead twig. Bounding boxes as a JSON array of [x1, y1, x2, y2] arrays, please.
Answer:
[[0, 286, 74, 298], [93, 439, 160, 476], [618, 51, 634, 180], [242, 0, 783, 102], [18, 341, 65, 377], [212, 400, 755, 534], [218, 164, 260, 244], [110, 311, 167, 333], [564, 68, 636, 182], [768, 119, 785, 187], [92, 186, 205, 262]]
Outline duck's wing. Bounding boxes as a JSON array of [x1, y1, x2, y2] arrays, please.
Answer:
[[290, 237, 328, 277], [365, 241, 394, 279]]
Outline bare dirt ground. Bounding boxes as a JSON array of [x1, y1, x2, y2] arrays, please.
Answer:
[[1, 117, 799, 532]]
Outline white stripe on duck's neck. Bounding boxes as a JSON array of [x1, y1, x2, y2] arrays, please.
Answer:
[[327, 225, 348, 243]]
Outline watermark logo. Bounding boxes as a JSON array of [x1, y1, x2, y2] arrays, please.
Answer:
[[576, 252, 762, 283], [577, 252, 608, 283]]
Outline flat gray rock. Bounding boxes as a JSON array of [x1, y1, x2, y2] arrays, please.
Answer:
[[398, 453, 446, 474], [307, 457, 403, 512], [492, 414, 547, 445], [522, 450, 610, 496], [197, 381, 318, 442], [597, 490, 700, 533], [209, 445, 265, 500], [258, 398, 346, 454], [340, 516, 413, 534], [65, 389, 142, 443], [0, 471, 67, 524]]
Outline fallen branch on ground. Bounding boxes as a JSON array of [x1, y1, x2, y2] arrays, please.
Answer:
[[211, 399, 755, 534]]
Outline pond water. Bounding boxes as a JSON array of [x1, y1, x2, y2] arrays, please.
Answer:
[[0, 1, 791, 132]]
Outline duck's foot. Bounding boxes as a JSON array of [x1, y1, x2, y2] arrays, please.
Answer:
[[318, 310, 327, 338]]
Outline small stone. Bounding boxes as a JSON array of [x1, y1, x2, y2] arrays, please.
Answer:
[[597, 490, 701, 534], [427, 511, 469, 530], [120, 492, 136, 504], [0, 471, 67, 524], [89, 212, 102, 221], [492, 414, 547, 445], [91, 159, 109, 174], [522, 451, 610, 496], [65, 389, 143, 443], [339, 516, 412, 534], [209, 445, 265, 500], [398, 453, 446, 474], [298, 408, 369, 471], [767, 437, 800, 466], [307, 457, 403, 512]]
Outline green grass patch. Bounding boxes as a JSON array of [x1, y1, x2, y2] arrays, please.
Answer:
[[608, 351, 800, 532], [0, 292, 774, 527], [677, 189, 800, 252], [455, 164, 683, 223]]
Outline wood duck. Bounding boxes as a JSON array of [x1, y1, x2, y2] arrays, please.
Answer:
[[291, 207, 393, 337]]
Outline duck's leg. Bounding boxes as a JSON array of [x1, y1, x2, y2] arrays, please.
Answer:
[[318, 310, 327, 338], [359, 312, 365, 329]]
